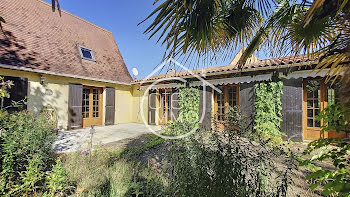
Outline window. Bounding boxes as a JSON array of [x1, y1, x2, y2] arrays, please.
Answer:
[[82, 88, 90, 118], [306, 80, 321, 128], [92, 89, 100, 117], [327, 80, 341, 105], [304, 79, 341, 129], [78, 46, 96, 61], [214, 85, 239, 121]]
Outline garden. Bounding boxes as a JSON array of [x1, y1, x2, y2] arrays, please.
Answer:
[[1, 0, 350, 196], [1, 75, 349, 196]]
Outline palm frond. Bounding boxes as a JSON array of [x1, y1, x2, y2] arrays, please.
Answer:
[[304, 0, 325, 26], [141, 0, 266, 65], [51, 0, 61, 16]]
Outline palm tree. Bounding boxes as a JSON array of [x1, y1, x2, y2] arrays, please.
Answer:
[[141, 0, 350, 115]]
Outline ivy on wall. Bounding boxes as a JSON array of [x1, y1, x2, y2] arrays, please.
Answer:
[[254, 81, 284, 141], [178, 87, 200, 125]]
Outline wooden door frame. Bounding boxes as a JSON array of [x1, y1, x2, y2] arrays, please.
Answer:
[[213, 84, 240, 129], [82, 86, 103, 128], [213, 84, 240, 118], [302, 78, 328, 140]]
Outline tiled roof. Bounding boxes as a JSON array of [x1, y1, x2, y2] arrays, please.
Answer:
[[0, 0, 132, 83], [135, 54, 314, 82]]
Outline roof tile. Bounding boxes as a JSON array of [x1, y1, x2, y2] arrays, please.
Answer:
[[0, 0, 132, 83]]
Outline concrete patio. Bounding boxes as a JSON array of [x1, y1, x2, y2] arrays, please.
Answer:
[[53, 123, 162, 153]]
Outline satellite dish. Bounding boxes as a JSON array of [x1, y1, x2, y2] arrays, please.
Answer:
[[132, 68, 139, 77]]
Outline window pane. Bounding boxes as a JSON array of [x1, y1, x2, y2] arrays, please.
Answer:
[[315, 120, 321, 128], [315, 109, 320, 117], [307, 119, 314, 127], [307, 100, 313, 108], [306, 80, 321, 98], [327, 80, 341, 105], [228, 86, 237, 108], [81, 48, 93, 59], [307, 109, 313, 118]]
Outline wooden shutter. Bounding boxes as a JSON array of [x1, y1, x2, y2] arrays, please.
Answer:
[[105, 87, 115, 125], [199, 86, 212, 130], [2, 76, 28, 112], [68, 84, 83, 130], [171, 88, 179, 121], [239, 82, 255, 131], [148, 90, 156, 125], [281, 78, 303, 142]]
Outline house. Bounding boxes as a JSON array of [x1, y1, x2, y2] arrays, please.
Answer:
[[0, 0, 148, 130], [0, 0, 347, 141], [138, 53, 348, 141]]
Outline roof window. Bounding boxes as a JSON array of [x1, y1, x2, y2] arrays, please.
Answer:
[[78, 46, 95, 61]]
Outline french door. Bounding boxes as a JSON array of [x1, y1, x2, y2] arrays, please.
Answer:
[[158, 89, 171, 125], [303, 79, 346, 140], [214, 84, 239, 130], [82, 86, 103, 128]]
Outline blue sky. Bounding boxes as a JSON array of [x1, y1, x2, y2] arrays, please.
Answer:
[[46, 0, 237, 78]]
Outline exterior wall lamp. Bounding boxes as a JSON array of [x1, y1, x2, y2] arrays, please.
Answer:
[[40, 76, 46, 86]]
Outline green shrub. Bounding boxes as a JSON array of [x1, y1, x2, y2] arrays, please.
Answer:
[[0, 110, 56, 195], [300, 103, 350, 196], [164, 120, 293, 196], [45, 158, 72, 196]]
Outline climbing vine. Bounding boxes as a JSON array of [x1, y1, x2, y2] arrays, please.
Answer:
[[254, 81, 284, 142], [178, 87, 200, 125]]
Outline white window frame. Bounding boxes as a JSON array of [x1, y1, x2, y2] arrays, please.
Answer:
[[78, 45, 96, 61]]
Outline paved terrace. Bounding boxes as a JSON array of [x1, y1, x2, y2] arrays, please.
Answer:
[[53, 123, 162, 153]]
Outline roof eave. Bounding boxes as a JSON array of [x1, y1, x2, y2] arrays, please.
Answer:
[[0, 63, 131, 86], [132, 60, 315, 84]]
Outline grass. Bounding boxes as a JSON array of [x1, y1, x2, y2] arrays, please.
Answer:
[[61, 134, 166, 196]]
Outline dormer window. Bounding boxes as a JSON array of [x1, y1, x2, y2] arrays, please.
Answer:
[[78, 46, 96, 61]]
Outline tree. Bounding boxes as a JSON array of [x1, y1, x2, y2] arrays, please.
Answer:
[[141, 0, 350, 115]]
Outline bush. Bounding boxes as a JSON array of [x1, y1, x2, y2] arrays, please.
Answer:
[[0, 110, 56, 195], [45, 158, 72, 196], [164, 112, 294, 196], [300, 103, 350, 196]]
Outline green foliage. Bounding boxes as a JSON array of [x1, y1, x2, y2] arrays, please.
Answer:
[[164, 117, 293, 196], [45, 158, 72, 196], [0, 110, 56, 195], [316, 103, 349, 134], [254, 80, 284, 143], [178, 87, 200, 125], [11, 154, 44, 196], [300, 104, 350, 197], [164, 87, 200, 137]]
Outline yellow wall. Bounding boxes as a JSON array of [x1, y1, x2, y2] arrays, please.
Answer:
[[0, 68, 136, 130], [115, 85, 133, 124], [131, 85, 149, 124]]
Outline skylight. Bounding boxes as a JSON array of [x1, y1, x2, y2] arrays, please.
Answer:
[[78, 46, 96, 61]]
